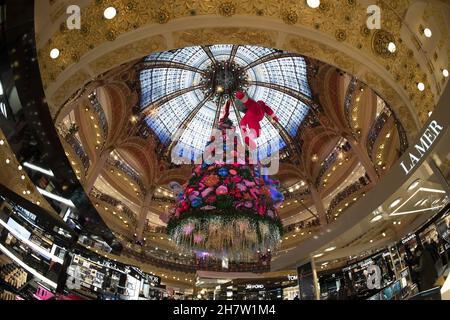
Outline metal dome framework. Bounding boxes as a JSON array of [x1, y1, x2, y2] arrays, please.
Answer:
[[138, 44, 313, 162]]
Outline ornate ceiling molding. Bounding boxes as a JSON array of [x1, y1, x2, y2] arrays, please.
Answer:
[[35, 0, 450, 143]]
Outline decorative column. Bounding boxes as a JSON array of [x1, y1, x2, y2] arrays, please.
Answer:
[[136, 187, 154, 241], [311, 256, 321, 300], [85, 148, 111, 193], [347, 138, 379, 183], [309, 182, 328, 226]]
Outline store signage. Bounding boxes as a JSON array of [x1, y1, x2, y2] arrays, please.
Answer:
[[401, 234, 416, 244], [287, 275, 298, 281], [400, 120, 443, 175], [14, 205, 37, 222], [245, 284, 264, 290], [6, 218, 31, 240], [147, 274, 160, 285]]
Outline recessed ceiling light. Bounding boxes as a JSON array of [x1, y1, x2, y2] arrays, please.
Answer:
[[423, 28, 432, 38], [50, 48, 60, 59], [104, 7, 117, 19], [387, 42, 396, 53], [307, 0, 321, 8], [443, 69, 449, 78], [0, 139, 4, 145], [417, 82, 425, 91], [324, 246, 336, 252], [371, 215, 383, 223], [408, 179, 420, 191], [389, 198, 402, 208], [414, 199, 423, 207], [382, 232, 386, 237]]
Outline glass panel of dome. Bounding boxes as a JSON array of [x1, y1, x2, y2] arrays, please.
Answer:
[[250, 56, 311, 98], [145, 90, 204, 144], [209, 44, 233, 61], [176, 103, 216, 161], [235, 45, 277, 66], [144, 46, 207, 67], [139, 68, 197, 108], [255, 117, 286, 159], [247, 85, 309, 136]]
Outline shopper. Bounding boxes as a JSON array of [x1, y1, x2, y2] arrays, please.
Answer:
[[413, 245, 438, 291]]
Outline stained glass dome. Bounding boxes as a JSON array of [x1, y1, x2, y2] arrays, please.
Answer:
[[139, 45, 312, 161]]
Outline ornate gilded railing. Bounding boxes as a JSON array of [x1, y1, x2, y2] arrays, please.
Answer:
[[326, 177, 370, 219], [366, 107, 391, 160], [283, 217, 321, 233], [344, 77, 358, 131], [394, 115, 409, 154], [57, 125, 90, 172], [88, 92, 108, 140], [90, 187, 137, 226], [106, 158, 146, 195]]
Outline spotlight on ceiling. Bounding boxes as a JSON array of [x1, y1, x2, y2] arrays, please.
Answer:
[[443, 69, 449, 78], [389, 198, 402, 208], [306, 0, 321, 8], [407, 179, 420, 191], [50, 48, 60, 59], [371, 215, 383, 223], [104, 7, 117, 20], [324, 246, 336, 252], [387, 42, 397, 53], [423, 28, 432, 38], [417, 82, 425, 91]]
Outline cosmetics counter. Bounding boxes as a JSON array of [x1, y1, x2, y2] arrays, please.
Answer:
[[0, 189, 76, 300], [65, 248, 165, 300], [213, 276, 299, 300]]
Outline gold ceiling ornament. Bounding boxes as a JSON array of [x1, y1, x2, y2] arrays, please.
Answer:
[[154, 10, 170, 24], [371, 29, 396, 59], [319, 1, 331, 12], [282, 10, 298, 25], [360, 25, 371, 38], [173, 27, 278, 48], [218, 1, 236, 17], [335, 29, 347, 42]]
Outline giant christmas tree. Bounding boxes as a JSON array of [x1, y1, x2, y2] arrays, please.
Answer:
[[167, 98, 284, 261]]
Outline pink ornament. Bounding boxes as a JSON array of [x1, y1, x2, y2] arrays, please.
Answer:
[[182, 224, 194, 235], [189, 191, 199, 201], [243, 180, 256, 187], [194, 234, 204, 243], [257, 205, 265, 216], [216, 185, 228, 195], [229, 169, 237, 175], [244, 201, 253, 208], [232, 175, 242, 183], [206, 195, 217, 204], [201, 187, 214, 198], [200, 205, 216, 210]]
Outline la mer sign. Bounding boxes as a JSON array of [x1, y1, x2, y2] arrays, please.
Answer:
[[400, 120, 443, 175]]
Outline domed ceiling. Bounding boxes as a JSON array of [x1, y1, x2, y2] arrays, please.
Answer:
[[56, 43, 409, 273], [139, 45, 311, 161]]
